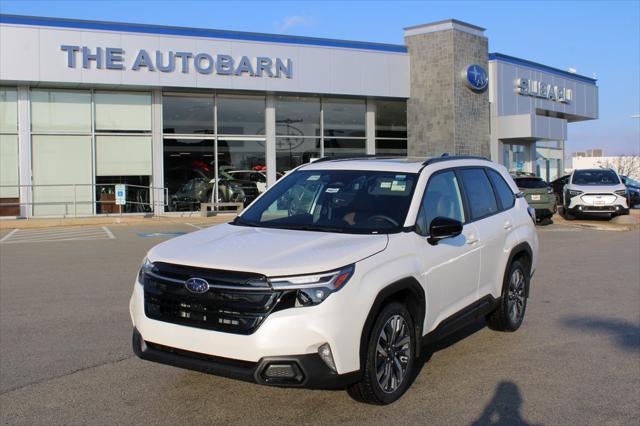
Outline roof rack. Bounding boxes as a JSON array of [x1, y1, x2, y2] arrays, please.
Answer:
[[422, 154, 490, 166], [310, 155, 397, 164]]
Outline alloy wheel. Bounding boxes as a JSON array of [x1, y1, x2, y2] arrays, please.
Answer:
[[507, 268, 526, 323], [375, 314, 411, 394]]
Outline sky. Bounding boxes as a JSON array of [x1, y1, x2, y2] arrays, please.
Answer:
[[1, 0, 639, 156]]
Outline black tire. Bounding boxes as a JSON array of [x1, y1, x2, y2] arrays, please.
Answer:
[[486, 260, 528, 332], [347, 302, 416, 405], [563, 209, 575, 220]]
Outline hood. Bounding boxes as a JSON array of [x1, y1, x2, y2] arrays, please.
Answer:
[[567, 183, 626, 193], [147, 223, 388, 276]]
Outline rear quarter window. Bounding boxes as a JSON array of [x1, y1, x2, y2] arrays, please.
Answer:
[[488, 169, 515, 210]]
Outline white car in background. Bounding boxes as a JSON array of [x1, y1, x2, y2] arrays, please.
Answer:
[[562, 168, 629, 220]]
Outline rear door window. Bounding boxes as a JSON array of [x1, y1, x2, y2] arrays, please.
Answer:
[[458, 168, 499, 220]]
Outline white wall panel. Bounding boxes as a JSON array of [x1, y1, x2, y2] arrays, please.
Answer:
[[0, 23, 409, 98]]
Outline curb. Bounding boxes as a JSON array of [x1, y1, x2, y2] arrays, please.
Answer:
[[0, 214, 235, 230], [550, 212, 640, 232]]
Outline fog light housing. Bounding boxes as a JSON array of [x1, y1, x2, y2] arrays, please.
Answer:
[[261, 362, 303, 384], [318, 343, 337, 373]]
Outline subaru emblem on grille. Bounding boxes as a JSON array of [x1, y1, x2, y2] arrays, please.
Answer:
[[185, 277, 210, 294]]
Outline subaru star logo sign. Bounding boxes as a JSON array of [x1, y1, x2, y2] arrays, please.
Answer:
[[184, 277, 210, 294], [465, 64, 488, 92]]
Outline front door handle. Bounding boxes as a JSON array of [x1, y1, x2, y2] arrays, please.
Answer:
[[466, 235, 478, 245]]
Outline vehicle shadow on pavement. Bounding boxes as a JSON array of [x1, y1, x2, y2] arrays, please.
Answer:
[[561, 316, 640, 352], [410, 319, 486, 382], [469, 381, 537, 426], [411, 322, 541, 426]]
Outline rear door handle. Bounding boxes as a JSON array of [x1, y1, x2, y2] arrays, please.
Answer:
[[504, 222, 513, 230]]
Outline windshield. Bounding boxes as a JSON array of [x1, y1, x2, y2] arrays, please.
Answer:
[[514, 177, 548, 189], [236, 169, 418, 234], [623, 176, 640, 187], [572, 170, 620, 185]]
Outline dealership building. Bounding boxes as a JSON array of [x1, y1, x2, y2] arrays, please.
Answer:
[[0, 14, 598, 217]]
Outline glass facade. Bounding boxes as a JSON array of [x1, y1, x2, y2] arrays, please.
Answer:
[[3, 87, 408, 216], [0, 87, 19, 216], [29, 89, 153, 216], [375, 100, 407, 156], [162, 94, 404, 211], [536, 141, 564, 182]]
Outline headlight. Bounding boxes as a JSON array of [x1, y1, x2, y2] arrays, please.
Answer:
[[614, 189, 628, 197], [269, 265, 355, 306], [547, 186, 553, 194], [138, 257, 155, 282], [568, 189, 583, 198]]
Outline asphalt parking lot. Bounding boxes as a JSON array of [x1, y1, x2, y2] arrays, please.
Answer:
[[0, 222, 638, 425]]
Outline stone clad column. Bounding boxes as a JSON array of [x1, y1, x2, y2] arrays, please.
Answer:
[[404, 20, 490, 158]]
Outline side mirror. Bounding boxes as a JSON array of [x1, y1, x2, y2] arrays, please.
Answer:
[[428, 217, 463, 245]]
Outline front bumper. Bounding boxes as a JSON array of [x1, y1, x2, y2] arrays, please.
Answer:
[[130, 275, 365, 377], [565, 192, 629, 215], [566, 205, 629, 215], [132, 328, 360, 389]]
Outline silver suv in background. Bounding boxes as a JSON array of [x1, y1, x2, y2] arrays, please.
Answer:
[[563, 168, 629, 220]]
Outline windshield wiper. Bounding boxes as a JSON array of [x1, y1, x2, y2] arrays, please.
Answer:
[[273, 224, 346, 233]]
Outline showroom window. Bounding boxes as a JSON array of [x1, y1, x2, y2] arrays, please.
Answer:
[[217, 95, 265, 135], [29, 89, 153, 216], [162, 94, 267, 212], [375, 100, 407, 157], [94, 91, 152, 214], [323, 98, 366, 157], [163, 95, 214, 135], [0, 87, 19, 216], [30, 89, 93, 216], [275, 96, 321, 173], [162, 93, 216, 212]]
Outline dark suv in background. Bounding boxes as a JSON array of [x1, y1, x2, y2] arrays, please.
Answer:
[[511, 173, 556, 222]]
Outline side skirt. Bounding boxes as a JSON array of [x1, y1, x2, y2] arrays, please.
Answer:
[[420, 295, 500, 347]]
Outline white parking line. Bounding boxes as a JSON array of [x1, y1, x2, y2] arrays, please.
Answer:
[[0, 229, 19, 243], [185, 223, 203, 229], [0, 227, 116, 244], [103, 226, 115, 239]]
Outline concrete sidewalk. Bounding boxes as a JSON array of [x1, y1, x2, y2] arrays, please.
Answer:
[[551, 208, 640, 231], [0, 213, 235, 230]]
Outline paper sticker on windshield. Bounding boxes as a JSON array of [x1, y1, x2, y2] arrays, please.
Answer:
[[307, 175, 320, 181], [395, 175, 407, 181], [325, 187, 340, 193], [380, 181, 392, 189], [391, 181, 406, 191]]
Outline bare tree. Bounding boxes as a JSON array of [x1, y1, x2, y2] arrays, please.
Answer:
[[602, 156, 640, 179]]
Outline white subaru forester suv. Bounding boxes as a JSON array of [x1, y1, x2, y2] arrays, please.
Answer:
[[130, 156, 538, 405]]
